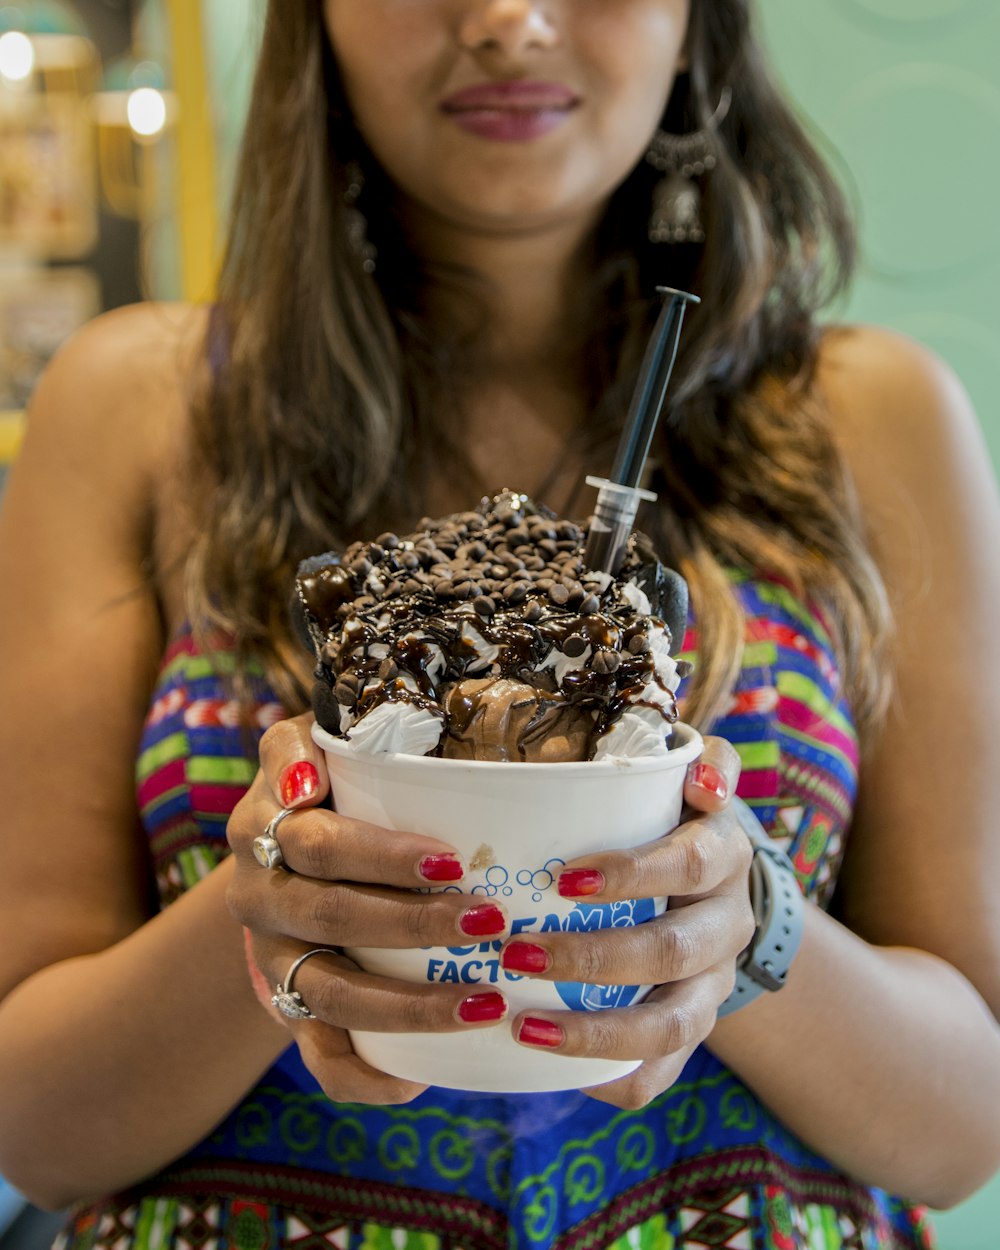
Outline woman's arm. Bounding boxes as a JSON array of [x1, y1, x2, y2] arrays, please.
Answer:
[[0, 308, 289, 1207], [708, 327, 1000, 1207]]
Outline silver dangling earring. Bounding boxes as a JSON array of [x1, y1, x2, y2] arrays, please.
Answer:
[[645, 87, 732, 245], [344, 161, 377, 275]]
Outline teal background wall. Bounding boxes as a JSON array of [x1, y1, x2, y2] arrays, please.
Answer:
[[192, 0, 1000, 1244], [759, 0, 1000, 463], [758, 3, 1000, 1246]]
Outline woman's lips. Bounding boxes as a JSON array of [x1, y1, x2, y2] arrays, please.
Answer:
[[441, 81, 579, 142]]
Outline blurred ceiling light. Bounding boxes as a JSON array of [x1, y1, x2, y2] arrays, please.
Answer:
[[95, 59, 177, 219], [0, 6, 97, 96], [0, 28, 33, 81], [126, 85, 167, 138]]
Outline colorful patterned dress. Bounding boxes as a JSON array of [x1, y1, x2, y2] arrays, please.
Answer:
[[57, 572, 936, 1250]]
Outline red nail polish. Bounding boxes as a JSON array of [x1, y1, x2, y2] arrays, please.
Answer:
[[500, 943, 550, 974], [690, 762, 728, 800], [557, 869, 605, 898], [418, 854, 464, 883], [459, 904, 507, 937], [279, 761, 320, 807], [516, 1017, 565, 1048], [457, 992, 507, 1024]]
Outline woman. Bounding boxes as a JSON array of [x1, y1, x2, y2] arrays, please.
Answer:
[[1, 0, 999, 1246]]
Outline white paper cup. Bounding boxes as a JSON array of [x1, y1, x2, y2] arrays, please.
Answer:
[[311, 720, 702, 1093]]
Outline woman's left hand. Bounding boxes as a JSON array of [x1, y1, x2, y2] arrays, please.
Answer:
[[502, 735, 754, 1109]]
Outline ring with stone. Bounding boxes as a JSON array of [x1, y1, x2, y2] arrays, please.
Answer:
[[271, 947, 335, 1020], [252, 807, 296, 870]]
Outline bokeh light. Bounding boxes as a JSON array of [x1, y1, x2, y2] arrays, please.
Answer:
[[0, 30, 34, 82]]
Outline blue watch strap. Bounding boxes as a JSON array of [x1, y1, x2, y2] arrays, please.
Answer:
[[717, 799, 805, 1017]]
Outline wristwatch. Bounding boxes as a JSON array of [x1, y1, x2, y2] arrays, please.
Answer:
[[716, 799, 805, 1017]]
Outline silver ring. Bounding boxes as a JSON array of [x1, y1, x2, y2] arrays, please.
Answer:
[[252, 807, 296, 870], [271, 947, 335, 1020]]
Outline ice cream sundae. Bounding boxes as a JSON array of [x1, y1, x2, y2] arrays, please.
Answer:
[[295, 490, 691, 763]]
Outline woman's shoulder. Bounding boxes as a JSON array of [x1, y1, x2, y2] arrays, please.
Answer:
[[22, 300, 209, 512], [815, 323, 977, 457], [812, 323, 989, 519], [33, 300, 208, 441]]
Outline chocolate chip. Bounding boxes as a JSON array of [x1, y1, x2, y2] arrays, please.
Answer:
[[335, 679, 357, 706], [378, 658, 399, 681], [628, 633, 650, 655], [383, 580, 403, 599], [473, 596, 496, 619], [435, 580, 456, 600], [548, 584, 570, 606], [376, 532, 400, 549], [593, 649, 621, 674], [523, 601, 543, 623], [563, 634, 587, 658], [503, 581, 529, 604], [403, 578, 424, 594], [580, 593, 601, 615]]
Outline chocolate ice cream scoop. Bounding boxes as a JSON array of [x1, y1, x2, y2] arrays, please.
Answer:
[[441, 677, 595, 763], [295, 490, 691, 761]]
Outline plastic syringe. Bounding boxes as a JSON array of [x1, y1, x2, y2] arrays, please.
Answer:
[[583, 286, 700, 574]]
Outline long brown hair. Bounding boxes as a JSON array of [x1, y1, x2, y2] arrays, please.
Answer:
[[186, 0, 891, 740]]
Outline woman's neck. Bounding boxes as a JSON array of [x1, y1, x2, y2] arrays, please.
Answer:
[[399, 200, 598, 372]]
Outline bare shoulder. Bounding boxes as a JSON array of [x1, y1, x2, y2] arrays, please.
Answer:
[[6, 300, 212, 631], [811, 324, 998, 544], [27, 300, 209, 474], [815, 324, 983, 483]]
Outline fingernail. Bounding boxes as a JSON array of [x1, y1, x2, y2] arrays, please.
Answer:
[[516, 1017, 565, 1049], [459, 904, 507, 937], [279, 761, 320, 807], [457, 992, 507, 1024], [689, 762, 728, 800], [500, 943, 550, 974], [557, 869, 605, 898], [418, 854, 464, 883]]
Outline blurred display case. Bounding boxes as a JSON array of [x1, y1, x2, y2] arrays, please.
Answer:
[[0, 0, 179, 483]]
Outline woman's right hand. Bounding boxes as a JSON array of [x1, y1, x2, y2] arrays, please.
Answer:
[[226, 713, 512, 1104]]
